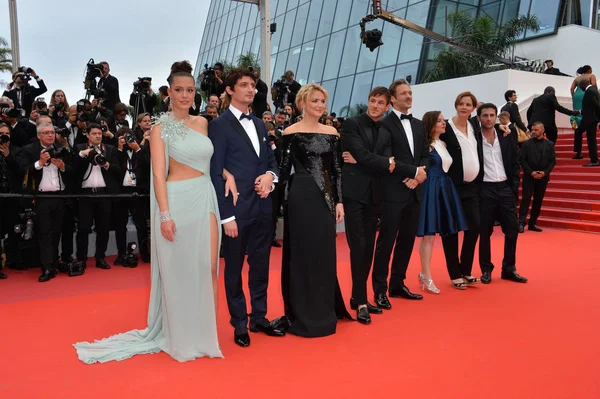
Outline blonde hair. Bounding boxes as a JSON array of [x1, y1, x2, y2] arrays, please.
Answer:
[[136, 112, 151, 125], [295, 84, 328, 113]]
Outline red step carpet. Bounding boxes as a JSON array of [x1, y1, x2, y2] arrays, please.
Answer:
[[1, 229, 599, 399]]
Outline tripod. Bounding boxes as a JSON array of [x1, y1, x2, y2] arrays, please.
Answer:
[[132, 90, 147, 119]]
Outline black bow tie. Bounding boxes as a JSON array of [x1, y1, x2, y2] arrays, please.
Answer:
[[400, 114, 413, 121], [239, 113, 252, 121]]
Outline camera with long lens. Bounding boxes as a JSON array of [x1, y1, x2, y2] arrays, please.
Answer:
[[122, 242, 139, 268], [203, 64, 215, 80], [45, 144, 69, 159], [85, 59, 103, 81], [77, 112, 89, 123], [88, 146, 107, 166], [272, 75, 291, 109], [55, 102, 65, 111], [14, 209, 35, 241], [0, 134, 10, 144], [124, 132, 136, 144], [0, 102, 23, 119], [133, 77, 152, 93], [54, 127, 70, 138]]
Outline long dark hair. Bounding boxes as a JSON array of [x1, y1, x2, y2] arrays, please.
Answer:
[[422, 110, 442, 146]]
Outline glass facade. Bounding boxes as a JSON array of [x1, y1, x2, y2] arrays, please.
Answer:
[[196, 0, 566, 117]]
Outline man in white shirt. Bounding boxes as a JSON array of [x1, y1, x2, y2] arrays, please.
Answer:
[[477, 104, 527, 284]]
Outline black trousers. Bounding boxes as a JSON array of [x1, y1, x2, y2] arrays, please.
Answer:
[[441, 191, 480, 280], [545, 126, 558, 144], [0, 198, 23, 266], [576, 123, 599, 163], [76, 196, 111, 261], [113, 190, 150, 259], [574, 125, 585, 154], [479, 182, 518, 274], [519, 176, 548, 226], [271, 183, 284, 240], [223, 213, 272, 329], [60, 199, 77, 261], [345, 197, 379, 304], [35, 197, 65, 270], [372, 195, 420, 294]]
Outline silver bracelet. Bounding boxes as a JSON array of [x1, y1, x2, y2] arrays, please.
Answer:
[[159, 211, 172, 223]]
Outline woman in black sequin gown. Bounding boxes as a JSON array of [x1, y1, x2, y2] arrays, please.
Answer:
[[278, 84, 352, 338]]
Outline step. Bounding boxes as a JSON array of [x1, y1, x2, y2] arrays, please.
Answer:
[[555, 150, 590, 158], [539, 207, 600, 223], [545, 180, 600, 191], [518, 188, 600, 201], [546, 172, 600, 182], [539, 198, 600, 211], [536, 217, 600, 234], [553, 165, 600, 173], [555, 158, 600, 165]]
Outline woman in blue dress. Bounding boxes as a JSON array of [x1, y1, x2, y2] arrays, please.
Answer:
[[416, 111, 469, 294], [74, 61, 225, 363]]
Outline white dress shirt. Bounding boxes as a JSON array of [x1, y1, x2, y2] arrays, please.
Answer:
[[448, 118, 480, 182], [482, 129, 507, 183], [35, 147, 64, 192], [79, 149, 107, 188], [122, 149, 137, 187], [391, 108, 420, 179], [65, 122, 79, 148]]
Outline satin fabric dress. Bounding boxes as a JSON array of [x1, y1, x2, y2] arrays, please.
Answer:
[[279, 133, 352, 338], [74, 113, 223, 363]]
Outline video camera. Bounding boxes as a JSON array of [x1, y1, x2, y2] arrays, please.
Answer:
[[88, 145, 107, 166], [14, 209, 35, 241], [83, 58, 107, 99], [273, 75, 291, 109], [16, 66, 33, 82], [133, 77, 152, 93], [203, 64, 216, 80], [0, 102, 24, 119]]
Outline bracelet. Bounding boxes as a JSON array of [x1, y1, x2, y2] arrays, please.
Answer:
[[159, 211, 172, 222]]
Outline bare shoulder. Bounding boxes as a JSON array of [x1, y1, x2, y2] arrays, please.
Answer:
[[320, 125, 340, 136], [283, 125, 298, 135], [189, 115, 209, 131]]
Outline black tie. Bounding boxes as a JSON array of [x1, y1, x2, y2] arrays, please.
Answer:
[[400, 114, 413, 121], [240, 113, 252, 121], [370, 121, 380, 150]]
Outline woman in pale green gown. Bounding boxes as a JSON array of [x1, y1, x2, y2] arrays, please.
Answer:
[[74, 61, 227, 363]]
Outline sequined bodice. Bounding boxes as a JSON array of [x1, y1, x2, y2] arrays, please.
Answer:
[[280, 133, 343, 217], [155, 113, 213, 175]]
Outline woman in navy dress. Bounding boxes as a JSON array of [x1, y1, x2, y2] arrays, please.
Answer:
[[416, 111, 468, 294]]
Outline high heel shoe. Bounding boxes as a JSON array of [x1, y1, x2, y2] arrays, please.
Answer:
[[418, 273, 440, 294], [463, 275, 480, 285], [452, 278, 467, 290]]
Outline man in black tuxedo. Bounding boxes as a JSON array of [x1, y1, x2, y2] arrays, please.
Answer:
[[372, 79, 429, 307], [98, 62, 121, 111], [477, 104, 527, 284], [251, 68, 269, 119], [518, 122, 556, 233], [73, 124, 123, 271], [341, 86, 395, 324], [209, 69, 283, 347], [19, 123, 72, 282], [576, 78, 600, 166], [2, 68, 48, 118], [526, 86, 578, 144], [501, 90, 528, 138]]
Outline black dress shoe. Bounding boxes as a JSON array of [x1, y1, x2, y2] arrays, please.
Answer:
[[38, 269, 57, 283], [481, 272, 492, 284], [271, 316, 292, 332], [572, 153, 583, 159], [518, 224, 525, 233], [114, 255, 125, 266], [349, 298, 382, 314], [96, 259, 111, 269], [234, 329, 251, 347], [0, 271, 7, 279], [528, 224, 543, 232], [501, 271, 528, 283], [356, 307, 371, 325], [389, 286, 423, 300], [271, 239, 282, 248], [374, 293, 392, 310], [249, 321, 285, 337], [583, 161, 600, 167]]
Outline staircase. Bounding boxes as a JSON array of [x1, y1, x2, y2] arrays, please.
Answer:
[[519, 129, 600, 233]]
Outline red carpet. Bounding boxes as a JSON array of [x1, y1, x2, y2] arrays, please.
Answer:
[[1, 228, 599, 399]]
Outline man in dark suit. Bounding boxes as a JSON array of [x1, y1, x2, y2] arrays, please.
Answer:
[[2, 68, 48, 117], [283, 70, 302, 108], [251, 68, 269, 119], [98, 62, 121, 111], [340, 86, 394, 324], [518, 121, 556, 232], [73, 124, 123, 271], [477, 104, 527, 284], [543, 60, 568, 76], [372, 79, 429, 307], [209, 68, 284, 348], [501, 90, 528, 138], [527, 86, 578, 144], [19, 122, 72, 282], [576, 77, 600, 166]]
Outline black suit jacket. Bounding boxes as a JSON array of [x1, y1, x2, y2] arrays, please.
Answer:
[[253, 79, 269, 118], [478, 126, 520, 195], [1, 147, 25, 193], [341, 113, 392, 203], [501, 102, 527, 132], [580, 86, 600, 128], [527, 93, 575, 131], [117, 146, 150, 193], [19, 141, 73, 193], [98, 75, 121, 111], [2, 79, 48, 117], [439, 119, 484, 198], [73, 143, 123, 193], [519, 138, 556, 180], [380, 112, 430, 203], [9, 120, 37, 148]]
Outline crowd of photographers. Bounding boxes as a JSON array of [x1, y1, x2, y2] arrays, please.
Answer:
[[0, 61, 306, 282]]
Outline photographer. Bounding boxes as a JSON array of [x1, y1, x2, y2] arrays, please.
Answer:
[[204, 104, 219, 121], [61, 105, 88, 148], [272, 70, 301, 112], [48, 90, 70, 126], [0, 98, 36, 148], [97, 62, 121, 111], [73, 124, 123, 271], [19, 123, 72, 282], [0, 123, 25, 277], [158, 85, 169, 113], [251, 68, 269, 118], [2, 67, 48, 117], [97, 116, 117, 147], [135, 113, 152, 147], [129, 77, 157, 118], [113, 127, 150, 265], [200, 62, 225, 98], [111, 103, 130, 134]]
